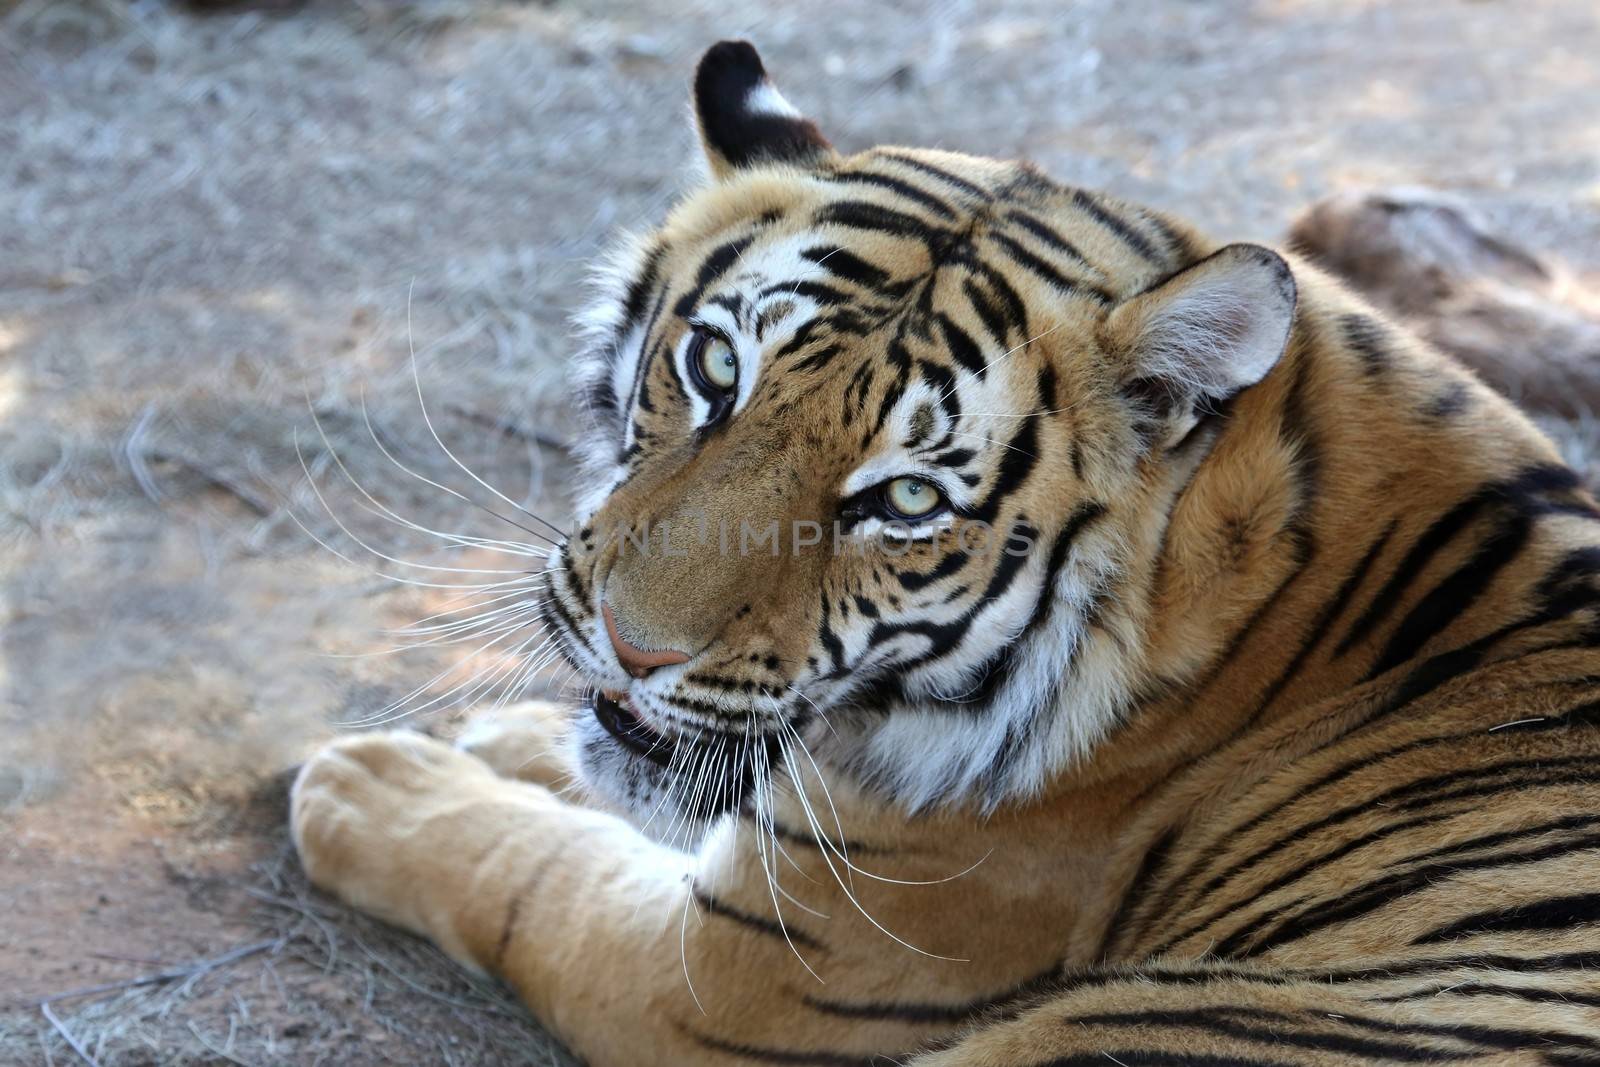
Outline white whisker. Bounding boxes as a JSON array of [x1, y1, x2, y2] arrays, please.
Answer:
[[305, 394, 553, 560], [357, 389, 562, 549], [777, 723, 976, 957], [405, 278, 569, 544]]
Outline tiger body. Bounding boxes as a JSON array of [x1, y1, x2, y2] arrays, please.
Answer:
[[291, 42, 1600, 1065]]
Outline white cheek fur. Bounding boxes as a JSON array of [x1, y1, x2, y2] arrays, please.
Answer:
[[569, 230, 654, 519], [830, 529, 1135, 812]]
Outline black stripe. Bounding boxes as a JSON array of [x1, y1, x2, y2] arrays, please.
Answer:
[[766, 280, 851, 307], [1030, 1053, 1294, 1067], [1313, 948, 1600, 985], [1161, 526, 1315, 728], [833, 169, 957, 219], [693, 887, 825, 951], [1095, 829, 1178, 961], [1335, 493, 1496, 656], [1157, 742, 1600, 949], [814, 200, 939, 241], [674, 233, 756, 317], [624, 291, 670, 424], [969, 260, 1031, 337], [960, 277, 1011, 347], [774, 317, 832, 362], [618, 245, 663, 332], [689, 1031, 881, 1067], [790, 343, 843, 374], [973, 519, 1039, 606], [858, 521, 1036, 677], [1271, 1003, 1600, 1055], [1415, 891, 1600, 945], [1232, 822, 1600, 958], [1138, 213, 1195, 266], [762, 817, 884, 857], [804, 963, 1061, 1024], [897, 550, 969, 592], [561, 539, 592, 601], [876, 152, 993, 202], [1366, 512, 1532, 679], [1379, 981, 1600, 1008], [936, 314, 987, 378], [1247, 521, 1398, 723], [967, 418, 1040, 524], [1405, 798, 1600, 865], [817, 596, 846, 674], [1152, 810, 1456, 957], [1339, 312, 1391, 375], [1423, 380, 1473, 418], [1003, 208, 1095, 268], [1063, 1008, 1471, 1062], [541, 586, 599, 662], [1028, 504, 1107, 636], [1069, 189, 1165, 265], [1039, 963, 1298, 999], [802, 245, 891, 291], [706, 290, 746, 320], [1340, 465, 1584, 660], [991, 233, 1112, 303], [1203, 764, 1600, 966]]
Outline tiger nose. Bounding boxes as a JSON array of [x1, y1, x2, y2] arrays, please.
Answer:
[[602, 603, 691, 679]]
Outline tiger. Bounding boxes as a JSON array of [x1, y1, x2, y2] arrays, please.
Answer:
[[290, 40, 1600, 1066]]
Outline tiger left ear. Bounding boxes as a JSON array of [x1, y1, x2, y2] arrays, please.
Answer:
[[692, 41, 835, 179], [1102, 243, 1297, 449]]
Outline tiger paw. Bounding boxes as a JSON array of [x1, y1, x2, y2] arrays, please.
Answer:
[[290, 731, 506, 955], [454, 700, 578, 790]]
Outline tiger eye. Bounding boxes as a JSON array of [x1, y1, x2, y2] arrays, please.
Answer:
[[698, 335, 738, 391], [886, 477, 941, 518]]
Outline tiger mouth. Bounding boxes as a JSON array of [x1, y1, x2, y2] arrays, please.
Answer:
[[592, 690, 677, 769], [589, 690, 779, 818]]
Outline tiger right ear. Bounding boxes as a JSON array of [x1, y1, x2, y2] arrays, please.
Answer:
[[692, 41, 835, 180], [1102, 243, 1297, 449]]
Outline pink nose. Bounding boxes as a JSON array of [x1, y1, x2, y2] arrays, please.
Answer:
[[602, 603, 691, 679]]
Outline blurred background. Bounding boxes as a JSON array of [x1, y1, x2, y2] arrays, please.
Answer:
[[1, 0, 1597, 1063]]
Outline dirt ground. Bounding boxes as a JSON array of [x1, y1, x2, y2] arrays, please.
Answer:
[[2, 0, 1598, 1063]]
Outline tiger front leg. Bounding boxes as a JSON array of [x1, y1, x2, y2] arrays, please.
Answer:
[[289, 731, 963, 1066]]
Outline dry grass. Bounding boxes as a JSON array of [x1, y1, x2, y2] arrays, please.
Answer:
[[5, 846, 577, 1067]]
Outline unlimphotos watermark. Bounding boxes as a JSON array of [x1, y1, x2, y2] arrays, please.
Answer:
[[598, 512, 1035, 558]]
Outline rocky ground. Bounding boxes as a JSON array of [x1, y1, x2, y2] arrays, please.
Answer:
[[1, 0, 1597, 1063]]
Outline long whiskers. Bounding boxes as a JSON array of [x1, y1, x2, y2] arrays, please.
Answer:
[[306, 393, 556, 559], [357, 390, 562, 550], [779, 716, 991, 900], [405, 278, 570, 544], [750, 740, 825, 983]]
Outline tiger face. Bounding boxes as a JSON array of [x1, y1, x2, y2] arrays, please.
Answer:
[[541, 42, 1297, 835]]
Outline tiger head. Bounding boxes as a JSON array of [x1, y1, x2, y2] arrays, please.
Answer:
[[542, 41, 1298, 835]]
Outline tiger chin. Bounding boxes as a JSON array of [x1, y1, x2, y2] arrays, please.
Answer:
[[292, 40, 1600, 1066]]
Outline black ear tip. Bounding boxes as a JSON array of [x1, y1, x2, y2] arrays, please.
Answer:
[[1216, 245, 1297, 314], [696, 40, 766, 94], [691, 39, 829, 172]]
